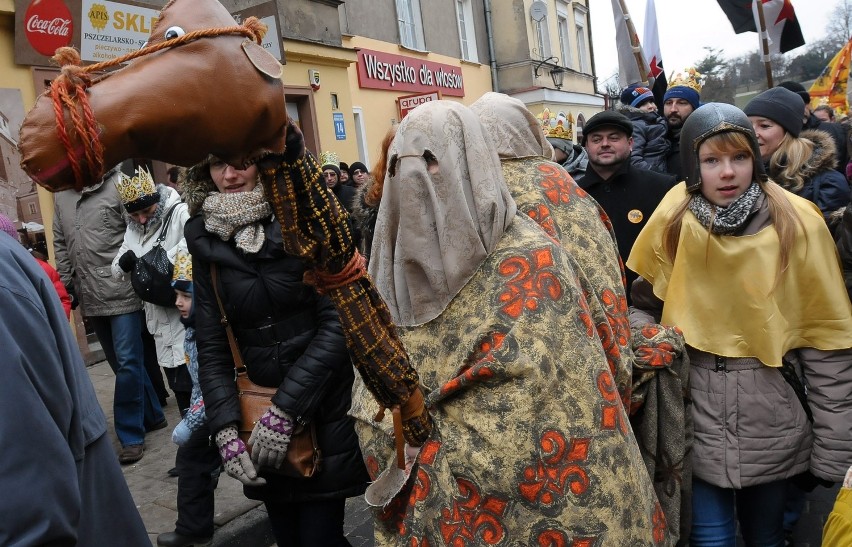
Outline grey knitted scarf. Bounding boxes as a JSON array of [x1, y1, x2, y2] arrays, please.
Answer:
[[688, 182, 762, 235], [202, 184, 272, 254]]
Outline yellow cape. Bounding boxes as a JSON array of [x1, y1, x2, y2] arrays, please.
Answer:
[[627, 183, 852, 366]]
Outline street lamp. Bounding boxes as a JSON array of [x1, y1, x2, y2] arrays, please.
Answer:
[[533, 56, 564, 90], [549, 66, 565, 89]]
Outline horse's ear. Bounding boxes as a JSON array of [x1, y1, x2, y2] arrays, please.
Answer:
[[242, 40, 282, 79]]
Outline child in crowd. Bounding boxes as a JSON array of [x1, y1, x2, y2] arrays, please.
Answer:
[[618, 84, 671, 174], [157, 247, 221, 547]]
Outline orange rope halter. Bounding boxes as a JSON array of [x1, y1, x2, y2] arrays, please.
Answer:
[[49, 17, 268, 190], [303, 250, 369, 294]]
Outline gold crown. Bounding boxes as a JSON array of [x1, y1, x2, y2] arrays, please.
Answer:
[[319, 151, 340, 167], [667, 67, 704, 93], [537, 108, 574, 142], [172, 248, 193, 283], [116, 167, 157, 205]]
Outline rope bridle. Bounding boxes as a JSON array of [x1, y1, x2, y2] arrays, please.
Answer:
[[49, 16, 267, 190]]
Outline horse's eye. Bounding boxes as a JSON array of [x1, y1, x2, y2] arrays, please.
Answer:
[[164, 26, 186, 40]]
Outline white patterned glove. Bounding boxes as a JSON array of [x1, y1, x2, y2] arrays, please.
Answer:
[[214, 425, 266, 486], [248, 404, 294, 470]]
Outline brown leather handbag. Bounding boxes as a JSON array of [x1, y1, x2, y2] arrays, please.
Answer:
[[211, 264, 321, 479]]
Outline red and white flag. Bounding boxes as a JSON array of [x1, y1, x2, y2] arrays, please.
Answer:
[[717, 0, 804, 54], [751, 0, 805, 54], [643, 0, 667, 109]]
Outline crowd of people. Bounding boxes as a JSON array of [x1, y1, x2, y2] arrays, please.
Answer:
[[7, 60, 852, 547]]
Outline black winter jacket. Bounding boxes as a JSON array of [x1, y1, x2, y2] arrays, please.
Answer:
[[185, 214, 369, 502], [577, 162, 676, 300]]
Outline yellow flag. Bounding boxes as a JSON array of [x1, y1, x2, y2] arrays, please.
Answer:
[[809, 38, 852, 117]]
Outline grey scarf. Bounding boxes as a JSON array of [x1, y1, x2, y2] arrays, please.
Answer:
[[202, 184, 272, 254], [688, 182, 761, 235]]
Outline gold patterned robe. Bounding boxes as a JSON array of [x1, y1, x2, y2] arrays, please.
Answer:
[[351, 215, 666, 546]]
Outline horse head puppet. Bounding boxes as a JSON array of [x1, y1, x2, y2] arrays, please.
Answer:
[[19, 0, 287, 192]]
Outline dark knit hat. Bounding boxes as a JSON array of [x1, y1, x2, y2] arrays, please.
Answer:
[[777, 81, 811, 105], [744, 87, 805, 137], [349, 161, 369, 176], [321, 163, 341, 178], [0, 213, 18, 240], [620, 84, 655, 108], [339, 162, 350, 173], [581, 111, 634, 145], [663, 86, 700, 111]]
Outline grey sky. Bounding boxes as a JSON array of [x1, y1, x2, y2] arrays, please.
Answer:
[[589, 0, 835, 89]]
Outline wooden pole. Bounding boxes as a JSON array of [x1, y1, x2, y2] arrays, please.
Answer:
[[754, 0, 774, 88], [617, 0, 649, 85]]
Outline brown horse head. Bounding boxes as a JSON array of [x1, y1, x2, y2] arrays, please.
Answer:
[[19, 0, 286, 192]]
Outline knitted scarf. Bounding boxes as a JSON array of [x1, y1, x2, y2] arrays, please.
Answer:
[[687, 182, 761, 235], [202, 184, 272, 254]]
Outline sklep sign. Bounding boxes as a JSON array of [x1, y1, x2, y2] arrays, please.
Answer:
[[356, 49, 465, 97]]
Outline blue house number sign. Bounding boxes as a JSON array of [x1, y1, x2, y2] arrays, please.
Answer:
[[333, 112, 346, 140]]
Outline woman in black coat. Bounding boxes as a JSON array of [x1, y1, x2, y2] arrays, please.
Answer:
[[183, 157, 368, 546]]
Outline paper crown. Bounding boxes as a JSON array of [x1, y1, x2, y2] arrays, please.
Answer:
[[116, 167, 157, 205], [667, 67, 704, 93], [537, 108, 574, 142], [319, 150, 340, 167], [172, 248, 192, 283]]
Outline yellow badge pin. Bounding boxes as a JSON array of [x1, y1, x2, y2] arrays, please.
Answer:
[[627, 209, 643, 224]]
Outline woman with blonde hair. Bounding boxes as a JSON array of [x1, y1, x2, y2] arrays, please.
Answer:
[[628, 102, 852, 546], [744, 86, 849, 218]]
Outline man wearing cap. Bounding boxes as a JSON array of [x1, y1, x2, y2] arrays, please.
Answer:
[[663, 69, 703, 180], [778, 80, 848, 175], [577, 111, 676, 299]]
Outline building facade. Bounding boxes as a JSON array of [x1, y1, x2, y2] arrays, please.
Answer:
[[490, 0, 603, 138]]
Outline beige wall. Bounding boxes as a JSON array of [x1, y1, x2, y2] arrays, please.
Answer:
[[344, 35, 493, 168], [282, 39, 359, 162]]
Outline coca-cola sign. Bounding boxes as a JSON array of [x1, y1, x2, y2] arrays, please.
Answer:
[[24, 0, 74, 56]]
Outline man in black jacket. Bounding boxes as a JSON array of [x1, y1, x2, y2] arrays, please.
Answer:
[[577, 111, 676, 300]]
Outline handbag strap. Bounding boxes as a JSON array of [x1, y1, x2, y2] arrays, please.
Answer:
[[210, 263, 245, 373], [154, 202, 180, 246]]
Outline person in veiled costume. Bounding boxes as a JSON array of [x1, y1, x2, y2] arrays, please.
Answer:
[[349, 100, 666, 545], [0, 231, 150, 546], [470, 91, 631, 405], [471, 93, 693, 543]]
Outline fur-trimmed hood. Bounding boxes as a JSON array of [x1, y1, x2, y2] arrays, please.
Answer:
[[801, 128, 841, 176], [180, 156, 215, 216], [349, 175, 378, 229]]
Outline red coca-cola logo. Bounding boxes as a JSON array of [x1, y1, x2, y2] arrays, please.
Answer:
[[24, 0, 73, 57]]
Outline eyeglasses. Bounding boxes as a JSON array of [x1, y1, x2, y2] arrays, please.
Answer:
[[323, 171, 337, 178], [352, 169, 366, 176]]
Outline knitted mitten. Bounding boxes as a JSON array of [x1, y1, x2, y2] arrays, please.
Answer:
[[248, 404, 294, 469], [214, 425, 265, 486]]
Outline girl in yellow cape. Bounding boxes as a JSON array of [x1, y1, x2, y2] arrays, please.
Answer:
[[627, 102, 852, 547]]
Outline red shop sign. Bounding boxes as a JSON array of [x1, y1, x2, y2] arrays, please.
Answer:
[[24, 0, 73, 56], [356, 48, 465, 97], [398, 91, 442, 119]]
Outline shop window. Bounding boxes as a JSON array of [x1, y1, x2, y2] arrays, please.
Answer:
[[396, 0, 425, 50], [456, 0, 478, 62]]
